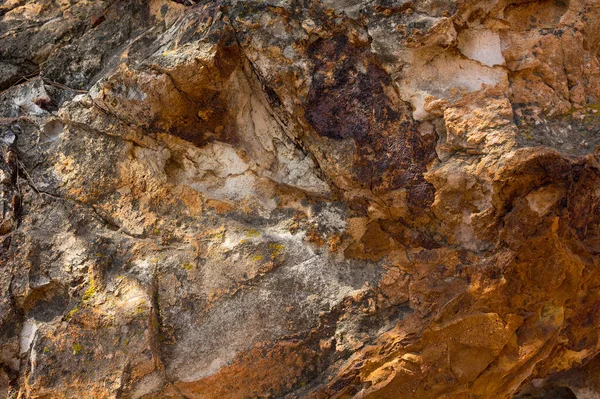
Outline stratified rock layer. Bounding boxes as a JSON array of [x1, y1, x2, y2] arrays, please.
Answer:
[[1, 1, 600, 398]]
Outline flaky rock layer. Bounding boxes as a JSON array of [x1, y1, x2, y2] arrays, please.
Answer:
[[1, 1, 600, 398]]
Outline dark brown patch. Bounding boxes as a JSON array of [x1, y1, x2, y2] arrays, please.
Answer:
[[306, 34, 436, 204], [306, 35, 394, 142]]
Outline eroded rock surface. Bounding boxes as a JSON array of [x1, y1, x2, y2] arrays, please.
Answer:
[[1, 0, 600, 398]]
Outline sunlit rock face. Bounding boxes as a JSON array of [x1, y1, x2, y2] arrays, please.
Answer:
[[1, 1, 600, 398]]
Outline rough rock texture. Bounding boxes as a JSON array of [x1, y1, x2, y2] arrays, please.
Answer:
[[1, 0, 600, 398]]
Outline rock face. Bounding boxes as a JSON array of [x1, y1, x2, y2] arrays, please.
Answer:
[[1, 0, 600, 398]]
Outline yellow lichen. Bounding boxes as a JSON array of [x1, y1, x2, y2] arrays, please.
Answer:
[[72, 343, 82, 355], [82, 277, 96, 301], [67, 306, 79, 319], [520, 126, 533, 140], [246, 229, 260, 238], [269, 242, 285, 258]]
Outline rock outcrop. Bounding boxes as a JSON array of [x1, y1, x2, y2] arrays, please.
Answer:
[[1, 0, 600, 398]]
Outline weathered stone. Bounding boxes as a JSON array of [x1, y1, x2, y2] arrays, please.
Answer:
[[1, 1, 600, 398]]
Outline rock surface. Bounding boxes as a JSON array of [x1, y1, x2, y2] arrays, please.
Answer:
[[1, 0, 600, 398]]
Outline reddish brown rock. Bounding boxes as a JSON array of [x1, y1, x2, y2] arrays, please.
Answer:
[[2, 1, 600, 398]]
